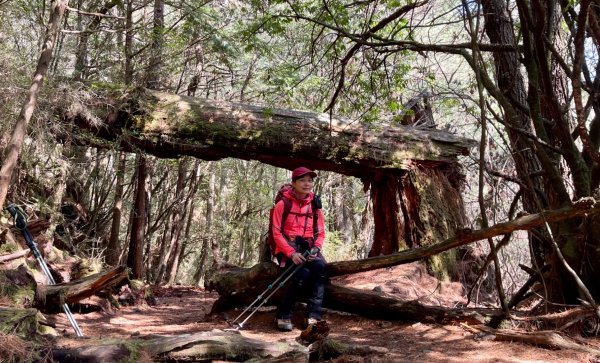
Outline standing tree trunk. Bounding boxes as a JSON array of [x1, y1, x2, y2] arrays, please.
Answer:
[[167, 161, 202, 283], [368, 172, 403, 256], [124, 0, 134, 84], [193, 172, 215, 285], [147, 0, 164, 89], [74, 0, 119, 80], [106, 152, 126, 266], [0, 0, 69, 208], [127, 154, 148, 279], [156, 158, 188, 284]]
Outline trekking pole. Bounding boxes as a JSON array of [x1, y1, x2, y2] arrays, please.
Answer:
[[6, 203, 84, 337], [229, 247, 319, 330]]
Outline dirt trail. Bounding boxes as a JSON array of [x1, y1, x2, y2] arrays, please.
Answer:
[[52, 263, 600, 362]]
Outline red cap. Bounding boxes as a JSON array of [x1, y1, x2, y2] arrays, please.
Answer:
[[291, 167, 317, 181]]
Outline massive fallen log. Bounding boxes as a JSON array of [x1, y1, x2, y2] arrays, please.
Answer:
[[58, 86, 475, 176], [56, 85, 473, 274]]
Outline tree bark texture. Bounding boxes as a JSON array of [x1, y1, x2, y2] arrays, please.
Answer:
[[106, 152, 126, 266], [0, 0, 69, 208], [127, 154, 147, 279]]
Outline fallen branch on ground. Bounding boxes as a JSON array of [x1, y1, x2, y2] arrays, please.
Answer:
[[0, 250, 29, 263], [462, 324, 600, 356]]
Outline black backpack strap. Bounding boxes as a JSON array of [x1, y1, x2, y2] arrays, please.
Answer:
[[312, 195, 321, 238], [280, 198, 292, 242]]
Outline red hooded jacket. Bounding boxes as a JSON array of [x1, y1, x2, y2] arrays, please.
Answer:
[[271, 189, 325, 258]]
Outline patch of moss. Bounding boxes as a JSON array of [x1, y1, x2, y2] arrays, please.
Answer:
[[0, 270, 36, 307], [0, 243, 17, 254], [118, 341, 144, 363]]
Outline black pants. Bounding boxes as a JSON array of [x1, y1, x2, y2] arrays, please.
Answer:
[[276, 256, 326, 320]]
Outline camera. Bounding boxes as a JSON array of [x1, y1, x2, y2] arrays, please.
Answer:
[[294, 236, 310, 253]]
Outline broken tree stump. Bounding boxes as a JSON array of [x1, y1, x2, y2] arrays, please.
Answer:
[[37, 265, 128, 308]]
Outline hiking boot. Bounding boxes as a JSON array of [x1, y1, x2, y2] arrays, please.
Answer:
[[277, 318, 293, 331]]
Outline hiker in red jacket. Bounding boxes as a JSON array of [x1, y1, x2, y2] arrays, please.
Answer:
[[272, 167, 326, 331]]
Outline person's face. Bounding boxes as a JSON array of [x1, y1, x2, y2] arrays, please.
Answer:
[[292, 175, 314, 197]]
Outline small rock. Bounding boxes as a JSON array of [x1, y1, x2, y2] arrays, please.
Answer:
[[377, 321, 392, 328], [372, 286, 383, 293], [131, 331, 140, 337], [422, 349, 433, 353]]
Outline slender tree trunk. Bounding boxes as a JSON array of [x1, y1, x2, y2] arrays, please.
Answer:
[[155, 158, 188, 284], [193, 172, 215, 285], [74, 0, 119, 80], [165, 160, 195, 283], [127, 154, 148, 279], [0, 0, 69, 208], [106, 152, 126, 266], [147, 0, 164, 89], [124, 0, 134, 84], [168, 161, 202, 283]]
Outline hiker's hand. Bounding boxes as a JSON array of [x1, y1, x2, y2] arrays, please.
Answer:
[[307, 252, 318, 261], [291, 252, 306, 265]]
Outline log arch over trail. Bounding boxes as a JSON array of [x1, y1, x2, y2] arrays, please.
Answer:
[[60, 86, 475, 262]]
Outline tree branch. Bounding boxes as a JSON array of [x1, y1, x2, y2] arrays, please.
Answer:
[[326, 198, 599, 276]]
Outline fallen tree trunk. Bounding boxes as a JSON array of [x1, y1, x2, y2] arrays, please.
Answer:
[[37, 266, 128, 308], [327, 197, 599, 276], [60, 87, 475, 176], [52, 329, 310, 362], [463, 324, 600, 356], [208, 265, 492, 324], [324, 284, 487, 324]]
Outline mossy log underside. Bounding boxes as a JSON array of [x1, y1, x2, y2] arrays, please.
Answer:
[[61, 87, 475, 176]]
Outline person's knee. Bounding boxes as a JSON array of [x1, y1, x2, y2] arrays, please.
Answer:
[[310, 259, 326, 279]]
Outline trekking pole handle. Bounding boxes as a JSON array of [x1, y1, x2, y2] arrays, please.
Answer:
[[6, 204, 37, 253], [6, 204, 27, 230]]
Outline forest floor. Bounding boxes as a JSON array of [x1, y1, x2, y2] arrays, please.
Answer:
[[50, 262, 600, 363]]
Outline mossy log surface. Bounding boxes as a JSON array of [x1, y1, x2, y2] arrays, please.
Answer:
[[60, 87, 476, 176], [52, 329, 309, 362], [0, 308, 45, 338], [0, 265, 36, 307]]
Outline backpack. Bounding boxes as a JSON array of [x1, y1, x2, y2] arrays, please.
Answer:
[[261, 184, 322, 262]]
